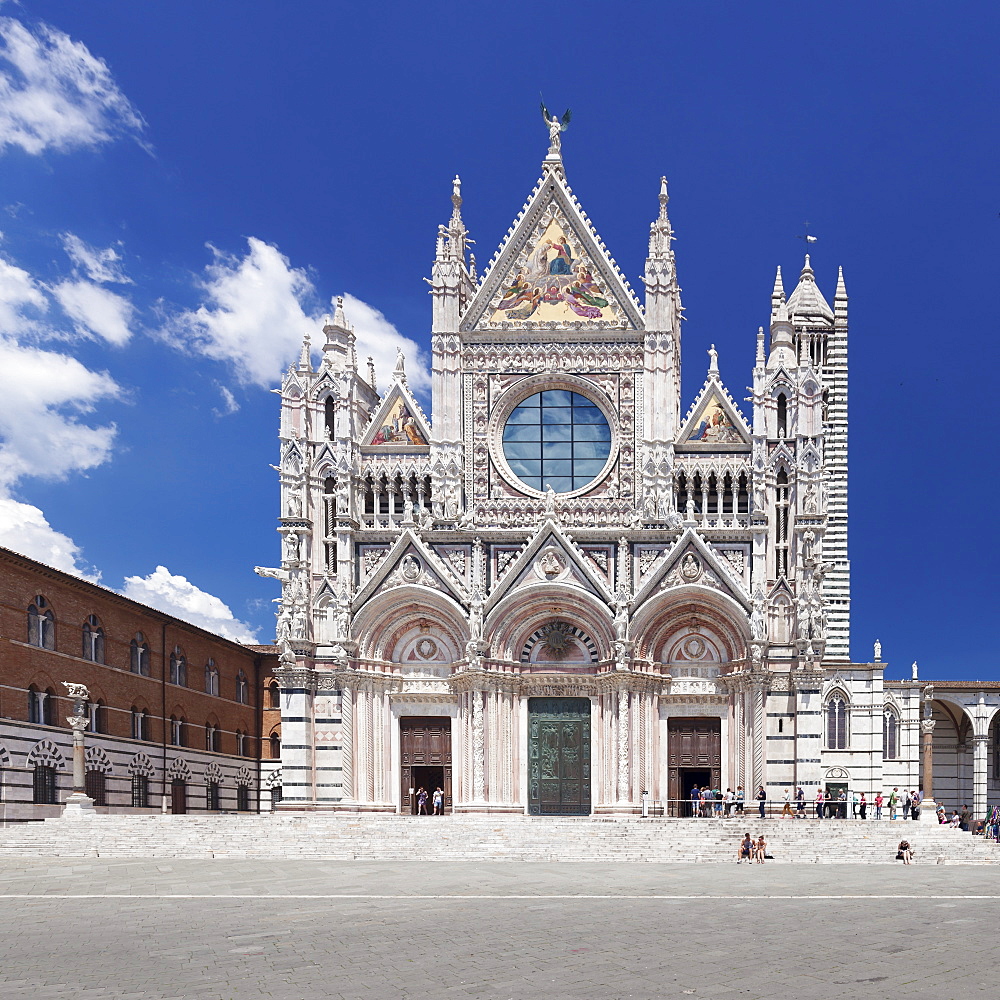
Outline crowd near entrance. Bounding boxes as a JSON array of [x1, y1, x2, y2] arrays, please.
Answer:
[[667, 717, 722, 816]]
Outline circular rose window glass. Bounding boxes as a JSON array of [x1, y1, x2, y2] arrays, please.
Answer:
[[501, 390, 612, 493]]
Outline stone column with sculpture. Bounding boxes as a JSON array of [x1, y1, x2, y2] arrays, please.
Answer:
[[62, 682, 96, 818], [919, 686, 938, 822]]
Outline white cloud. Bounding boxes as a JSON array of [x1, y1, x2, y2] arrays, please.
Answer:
[[0, 495, 99, 580], [52, 278, 134, 344], [0, 251, 46, 334], [122, 566, 258, 643], [0, 15, 145, 155], [212, 382, 239, 416], [167, 237, 430, 391], [341, 293, 430, 394], [61, 232, 131, 284]]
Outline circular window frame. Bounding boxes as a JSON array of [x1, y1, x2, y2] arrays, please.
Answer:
[[489, 374, 619, 499]]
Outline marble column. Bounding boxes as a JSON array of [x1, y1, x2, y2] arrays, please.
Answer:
[[972, 733, 989, 821], [339, 682, 354, 802], [919, 717, 937, 822]]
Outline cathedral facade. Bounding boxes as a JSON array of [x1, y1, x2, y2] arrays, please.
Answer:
[[260, 134, 998, 819]]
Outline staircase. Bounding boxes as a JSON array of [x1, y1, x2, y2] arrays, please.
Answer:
[[0, 813, 997, 864]]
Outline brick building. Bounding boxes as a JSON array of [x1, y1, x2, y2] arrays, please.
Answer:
[[0, 545, 277, 819]]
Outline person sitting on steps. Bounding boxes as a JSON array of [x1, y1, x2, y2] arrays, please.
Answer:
[[897, 839, 913, 864], [755, 834, 767, 863], [737, 832, 754, 863]]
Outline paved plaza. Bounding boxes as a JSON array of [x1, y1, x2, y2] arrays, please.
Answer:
[[2, 859, 998, 999]]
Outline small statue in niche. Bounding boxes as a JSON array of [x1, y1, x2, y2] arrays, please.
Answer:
[[680, 552, 701, 582], [283, 532, 300, 564]]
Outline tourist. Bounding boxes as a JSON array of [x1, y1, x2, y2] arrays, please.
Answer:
[[838, 789, 848, 819], [432, 787, 444, 815], [795, 786, 806, 818], [948, 810, 961, 828], [781, 789, 793, 818], [690, 784, 701, 818], [903, 790, 912, 820], [724, 787, 735, 816], [815, 787, 824, 820], [714, 788, 724, 817], [959, 805, 971, 832], [911, 790, 921, 821], [756, 785, 767, 819], [416, 787, 428, 815], [735, 785, 745, 814], [852, 790, 860, 819], [755, 834, 767, 863], [889, 787, 900, 820], [897, 839, 913, 864], [875, 791, 884, 820], [859, 792, 867, 820], [737, 832, 754, 863], [824, 788, 834, 819], [936, 804, 946, 824]]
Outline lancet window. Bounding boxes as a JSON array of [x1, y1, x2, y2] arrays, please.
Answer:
[[27, 597, 55, 649], [775, 470, 790, 578], [82, 615, 105, 662], [826, 694, 848, 750]]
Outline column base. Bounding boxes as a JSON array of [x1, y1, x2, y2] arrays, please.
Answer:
[[918, 798, 939, 822], [61, 793, 96, 819]]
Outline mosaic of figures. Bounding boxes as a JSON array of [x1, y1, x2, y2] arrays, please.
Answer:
[[685, 395, 745, 444], [489, 219, 613, 325], [369, 397, 427, 446]]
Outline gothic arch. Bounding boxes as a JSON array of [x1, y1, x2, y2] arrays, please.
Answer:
[[26, 739, 66, 769], [236, 765, 253, 786], [265, 767, 283, 788], [353, 586, 468, 661], [128, 752, 155, 777], [631, 587, 749, 665], [84, 746, 113, 774], [168, 758, 192, 781], [487, 585, 614, 663], [204, 761, 224, 783]]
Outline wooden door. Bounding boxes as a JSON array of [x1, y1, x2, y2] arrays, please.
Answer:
[[667, 718, 721, 814], [400, 717, 452, 813], [171, 778, 187, 815]]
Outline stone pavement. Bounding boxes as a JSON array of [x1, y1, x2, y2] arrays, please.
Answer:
[[1, 860, 998, 999]]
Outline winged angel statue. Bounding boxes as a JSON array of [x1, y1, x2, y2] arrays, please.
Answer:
[[540, 101, 572, 154]]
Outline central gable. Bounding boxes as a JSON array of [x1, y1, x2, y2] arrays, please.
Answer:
[[462, 167, 643, 332]]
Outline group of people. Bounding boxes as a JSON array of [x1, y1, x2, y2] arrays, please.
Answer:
[[935, 803, 973, 830], [413, 787, 445, 815], [689, 784, 746, 817], [736, 832, 769, 863]]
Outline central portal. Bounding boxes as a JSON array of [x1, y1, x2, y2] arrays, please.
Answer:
[[400, 717, 452, 814], [527, 697, 591, 816]]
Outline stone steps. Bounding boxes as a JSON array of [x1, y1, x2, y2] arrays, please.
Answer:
[[0, 814, 996, 864]]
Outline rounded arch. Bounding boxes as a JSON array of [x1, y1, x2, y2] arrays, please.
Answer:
[[236, 764, 253, 786], [204, 761, 224, 783], [84, 746, 113, 774], [485, 585, 614, 663], [352, 586, 469, 661], [265, 767, 283, 788], [168, 758, 192, 781], [631, 586, 750, 665], [128, 752, 155, 777], [26, 739, 66, 769], [824, 766, 851, 781]]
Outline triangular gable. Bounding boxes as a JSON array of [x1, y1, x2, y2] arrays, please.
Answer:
[[485, 518, 613, 613], [677, 378, 751, 450], [361, 382, 431, 450], [633, 527, 750, 609], [353, 529, 466, 608], [463, 167, 642, 331]]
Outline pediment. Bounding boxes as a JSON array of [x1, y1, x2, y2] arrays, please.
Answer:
[[633, 527, 750, 608], [485, 518, 612, 613], [361, 382, 430, 451], [354, 529, 466, 608], [463, 168, 642, 332], [677, 379, 751, 451]]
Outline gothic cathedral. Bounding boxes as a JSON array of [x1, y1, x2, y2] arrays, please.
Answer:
[[260, 132, 916, 816]]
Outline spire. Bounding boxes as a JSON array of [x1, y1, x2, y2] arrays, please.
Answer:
[[707, 343, 719, 377], [787, 253, 833, 323], [648, 175, 673, 258], [835, 265, 847, 300], [367, 356, 377, 393], [446, 174, 468, 260], [298, 332, 312, 372], [321, 296, 355, 370], [756, 326, 765, 364]]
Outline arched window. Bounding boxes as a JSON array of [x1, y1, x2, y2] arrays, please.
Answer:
[[268, 680, 280, 710], [235, 671, 249, 705], [883, 708, 899, 760], [87, 699, 106, 734], [169, 647, 187, 687], [325, 396, 336, 439], [130, 634, 150, 676], [775, 470, 790, 578], [85, 770, 106, 806], [204, 660, 219, 696], [236, 730, 246, 756], [131, 707, 149, 741], [269, 732, 281, 759], [27, 597, 55, 649], [170, 716, 185, 747], [776, 393, 788, 438], [205, 723, 220, 753], [206, 780, 220, 811], [28, 685, 48, 725], [81, 615, 104, 663], [32, 765, 57, 804], [826, 694, 848, 750]]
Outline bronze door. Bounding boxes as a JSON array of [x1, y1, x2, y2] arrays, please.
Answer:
[[400, 717, 452, 814], [667, 718, 721, 815], [528, 698, 591, 816]]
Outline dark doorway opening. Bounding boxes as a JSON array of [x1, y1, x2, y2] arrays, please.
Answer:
[[400, 717, 451, 814], [410, 765, 445, 814], [171, 778, 187, 814], [679, 768, 712, 817], [825, 781, 848, 819]]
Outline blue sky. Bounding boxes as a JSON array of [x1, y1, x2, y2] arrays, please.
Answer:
[[0, 1, 996, 678]]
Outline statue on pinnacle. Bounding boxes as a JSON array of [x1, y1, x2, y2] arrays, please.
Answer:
[[540, 100, 571, 156]]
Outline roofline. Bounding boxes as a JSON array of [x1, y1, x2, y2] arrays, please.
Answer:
[[0, 543, 265, 656]]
